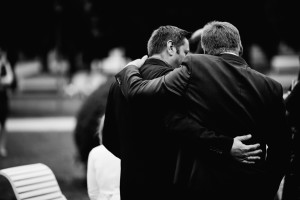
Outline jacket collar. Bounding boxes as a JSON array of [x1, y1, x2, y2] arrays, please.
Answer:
[[219, 53, 248, 66], [139, 57, 174, 79], [143, 57, 173, 69]]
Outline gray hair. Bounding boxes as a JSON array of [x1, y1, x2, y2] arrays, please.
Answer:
[[201, 21, 243, 56]]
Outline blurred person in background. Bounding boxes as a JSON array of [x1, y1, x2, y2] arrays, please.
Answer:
[[73, 47, 128, 177], [189, 28, 204, 54], [0, 49, 14, 157], [87, 114, 121, 200], [248, 43, 270, 74]]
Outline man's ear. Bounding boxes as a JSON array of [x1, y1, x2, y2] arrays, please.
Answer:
[[167, 40, 175, 56], [239, 43, 244, 56]]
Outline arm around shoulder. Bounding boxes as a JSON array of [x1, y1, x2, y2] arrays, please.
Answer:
[[115, 64, 191, 101]]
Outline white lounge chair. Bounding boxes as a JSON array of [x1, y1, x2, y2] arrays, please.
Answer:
[[0, 163, 67, 200]]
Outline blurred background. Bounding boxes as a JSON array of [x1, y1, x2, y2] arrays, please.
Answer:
[[0, 0, 299, 199]]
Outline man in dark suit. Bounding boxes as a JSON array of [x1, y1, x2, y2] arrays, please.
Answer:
[[116, 21, 292, 200], [102, 25, 192, 200]]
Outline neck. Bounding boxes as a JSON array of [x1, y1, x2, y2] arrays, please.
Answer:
[[150, 54, 164, 60], [221, 51, 239, 56], [150, 53, 171, 65]]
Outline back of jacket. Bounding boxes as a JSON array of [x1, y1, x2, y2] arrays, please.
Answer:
[[119, 58, 181, 200], [180, 53, 291, 199]]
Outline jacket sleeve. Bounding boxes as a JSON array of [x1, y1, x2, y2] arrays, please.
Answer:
[[102, 82, 121, 158], [285, 82, 300, 127], [165, 113, 234, 155], [266, 82, 292, 190], [115, 63, 234, 155], [115, 64, 190, 100]]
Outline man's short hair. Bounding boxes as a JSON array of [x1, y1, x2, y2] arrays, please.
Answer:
[[147, 25, 191, 56], [201, 21, 243, 56]]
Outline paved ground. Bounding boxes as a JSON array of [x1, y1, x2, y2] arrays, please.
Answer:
[[0, 117, 89, 200]]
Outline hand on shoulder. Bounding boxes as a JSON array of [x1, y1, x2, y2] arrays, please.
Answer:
[[125, 55, 148, 68]]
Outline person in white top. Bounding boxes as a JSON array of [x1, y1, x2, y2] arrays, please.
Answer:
[[87, 115, 121, 200]]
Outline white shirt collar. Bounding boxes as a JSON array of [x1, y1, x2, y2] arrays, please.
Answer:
[[220, 52, 239, 56]]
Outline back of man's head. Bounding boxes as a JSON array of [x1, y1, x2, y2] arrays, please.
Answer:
[[147, 25, 190, 56], [201, 21, 243, 56], [189, 28, 204, 54]]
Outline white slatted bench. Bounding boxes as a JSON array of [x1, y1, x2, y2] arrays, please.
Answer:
[[0, 163, 67, 200]]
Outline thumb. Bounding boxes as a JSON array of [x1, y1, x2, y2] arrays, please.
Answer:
[[235, 134, 252, 142], [135, 55, 148, 68], [141, 55, 148, 62]]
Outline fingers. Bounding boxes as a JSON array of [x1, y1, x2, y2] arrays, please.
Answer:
[[141, 55, 148, 62], [127, 55, 148, 68], [246, 149, 262, 156], [246, 143, 261, 151], [246, 155, 261, 161], [241, 155, 261, 164], [124, 55, 148, 68], [239, 156, 260, 164], [235, 134, 252, 142], [242, 160, 256, 164], [125, 60, 139, 68], [136, 55, 148, 67]]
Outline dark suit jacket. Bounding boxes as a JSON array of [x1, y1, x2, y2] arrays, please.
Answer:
[[116, 53, 292, 200], [282, 81, 300, 199], [103, 58, 182, 200]]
